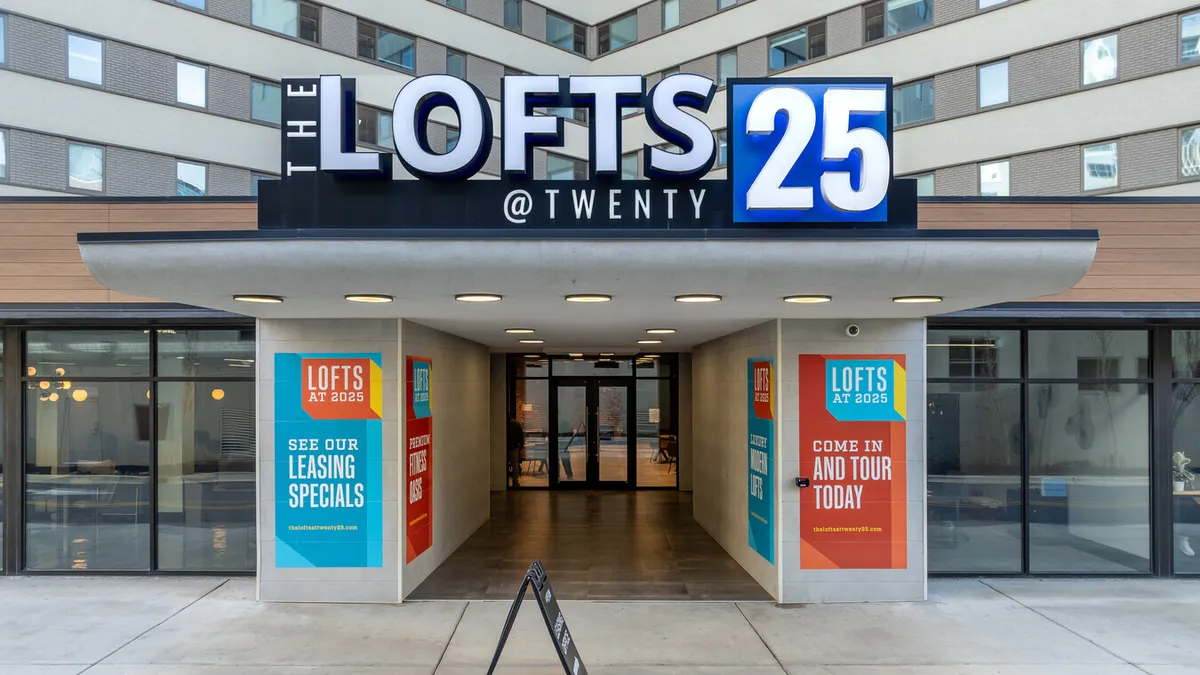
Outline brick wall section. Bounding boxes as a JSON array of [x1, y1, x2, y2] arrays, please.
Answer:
[[483, 143, 501, 176], [104, 41, 176, 105], [681, 53, 717, 82], [933, 67, 976, 120], [208, 0, 251, 24], [679, 0, 716, 26], [467, 0, 506, 26], [1120, 129, 1179, 190], [934, 164, 976, 196], [738, 37, 768, 77], [522, 3, 547, 42], [426, 122, 449, 154], [7, 15, 67, 80], [209, 67, 252, 120], [7, 130, 66, 191], [826, 6, 863, 57], [934, 0, 975, 25], [207, 164, 251, 196], [467, 55, 504, 100], [106, 147, 175, 196], [638, 2, 663, 40], [533, 148, 547, 179], [645, 71, 663, 88], [1010, 41, 1079, 105], [1010, 146, 1080, 196], [1119, 15, 1178, 81], [415, 38, 447, 75], [321, 7, 359, 57]]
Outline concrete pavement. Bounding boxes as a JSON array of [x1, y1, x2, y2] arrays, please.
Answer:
[[0, 577, 1197, 674]]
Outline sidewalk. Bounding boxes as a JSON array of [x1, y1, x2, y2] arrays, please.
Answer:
[[0, 576, 1197, 674]]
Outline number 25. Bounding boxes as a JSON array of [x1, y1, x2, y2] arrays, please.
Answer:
[[745, 87, 890, 213]]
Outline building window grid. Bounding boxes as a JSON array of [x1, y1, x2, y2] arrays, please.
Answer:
[[599, 12, 638, 55], [67, 33, 104, 86], [1183, 11, 1200, 62], [0, 129, 6, 181], [663, 0, 680, 30], [1082, 33, 1119, 86], [251, 0, 319, 43], [546, 12, 586, 55], [358, 21, 416, 71], [1182, 127, 1200, 179], [504, 0, 522, 30], [864, 0, 932, 43], [67, 143, 104, 193], [893, 80, 934, 127], [0, 14, 6, 65], [446, 49, 467, 79]]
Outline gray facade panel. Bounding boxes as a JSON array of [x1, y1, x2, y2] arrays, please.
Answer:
[[1010, 146, 1080, 196], [826, 5, 863, 56], [105, 41, 176, 105], [933, 67, 976, 120], [209, 67, 252, 120], [935, 0, 974, 25], [416, 38, 448, 75], [106, 146, 175, 196], [679, 0, 716, 26], [645, 71, 663, 88], [483, 142, 501, 176], [1119, 15, 1178, 81], [1120, 129, 1178, 190], [208, 0, 251, 24], [7, 16, 67, 81], [467, 0, 506, 26], [737, 38, 768, 77], [208, 163, 252, 196], [7, 130, 67, 191], [638, 2, 663, 40], [467, 54, 504, 100], [1010, 41, 1079, 105], [587, 24, 599, 59], [934, 163, 976, 196], [321, 7, 359, 57], [522, 3, 547, 42], [681, 53, 718, 83]]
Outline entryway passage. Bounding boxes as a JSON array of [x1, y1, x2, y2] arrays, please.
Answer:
[[408, 491, 773, 601]]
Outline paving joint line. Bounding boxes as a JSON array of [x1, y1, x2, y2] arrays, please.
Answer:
[[431, 600, 470, 674], [978, 579, 1152, 674], [77, 577, 231, 674], [736, 602, 786, 672]]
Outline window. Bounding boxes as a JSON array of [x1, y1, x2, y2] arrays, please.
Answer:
[[176, 62, 207, 108], [621, 152, 638, 180], [1083, 34, 1118, 85], [547, 107, 587, 124], [1183, 12, 1200, 61], [176, 0, 206, 8], [177, 161, 207, 196], [1077, 357, 1121, 392], [719, 0, 737, 8], [356, 105, 392, 147], [0, 129, 6, 180], [1183, 127, 1200, 178], [447, 0, 465, 9], [599, 13, 638, 54], [251, 174, 276, 196], [0, 15, 6, 64], [547, 154, 586, 180], [979, 0, 1005, 7], [447, 49, 466, 79], [979, 160, 1009, 196], [865, 0, 931, 42], [68, 143, 103, 192], [716, 130, 728, 168], [915, 173, 934, 196], [717, 50, 737, 87], [662, 66, 680, 79], [251, 0, 319, 43], [359, 21, 416, 70], [978, 61, 1008, 107], [893, 80, 933, 126], [769, 22, 826, 72], [504, 0, 522, 29], [251, 81, 282, 124], [547, 13, 586, 54], [447, 128, 460, 152], [663, 0, 680, 30], [67, 34, 103, 85], [1083, 142, 1118, 191]]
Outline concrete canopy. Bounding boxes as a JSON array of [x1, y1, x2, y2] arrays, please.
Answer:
[[79, 232, 1097, 351]]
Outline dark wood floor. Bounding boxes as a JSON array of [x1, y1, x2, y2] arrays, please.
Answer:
[[408, 491, 773, 601]]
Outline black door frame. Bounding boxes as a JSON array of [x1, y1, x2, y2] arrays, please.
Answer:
[[548, 377, 636, 490]]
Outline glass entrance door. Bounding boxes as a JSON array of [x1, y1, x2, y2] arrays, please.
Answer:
[[552, 379, 633, 489]]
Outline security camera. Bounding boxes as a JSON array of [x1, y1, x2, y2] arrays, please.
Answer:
[[845, 324, 861, 338]]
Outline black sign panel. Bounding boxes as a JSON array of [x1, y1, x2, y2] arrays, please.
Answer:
[[488, 560, 588, 675]]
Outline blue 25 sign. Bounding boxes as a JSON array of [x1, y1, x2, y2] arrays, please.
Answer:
[[728, 79, 894, 224]]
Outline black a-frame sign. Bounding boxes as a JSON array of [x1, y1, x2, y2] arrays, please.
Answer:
[[487, 560, 589, 675]]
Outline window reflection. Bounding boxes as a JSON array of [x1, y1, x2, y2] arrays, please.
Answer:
[[927, 329, 1020, 379], [27, 330, 149, 378], [636, 380, 677, 487], [510, 379, 549, 488]]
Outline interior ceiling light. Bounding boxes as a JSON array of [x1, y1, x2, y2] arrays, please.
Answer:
[[646, 328, 677, 334], [505, 328, 536, 334], [455, 293, 503, 302], [568, 352, 583, 357], [783, 295, 833, 304], [233, 295, 283, 304], [524, 354, 541, 358], [642, 354, 661, 358], [600, 353, 614, 357], [345, 294, 393, 303], [674, 294, 721, 303], [893, 295, 944, 304], [519, 339, 544, 344], [565, 294, 612, 303], [638, 339, 662, 345]]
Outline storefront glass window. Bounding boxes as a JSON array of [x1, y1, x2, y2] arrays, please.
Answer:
[[1171, 330, 1200, 574], [636, 380, 676, 487], [510, 378, 549, 488], [157, 329, 255, 377], [1027, 330, 1147, 380], [27, 330, 149, 378], [928, 329, 1020, 379]]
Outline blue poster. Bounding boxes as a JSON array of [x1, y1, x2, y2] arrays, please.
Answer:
[[275, 352, 384, 568], [748, 357, 775, 564]]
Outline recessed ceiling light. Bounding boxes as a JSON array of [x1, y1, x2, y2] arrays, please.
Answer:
[[893, 295, 944, 304], [345, 294, 393, 303], [233, 295, 283, 304], [600, 353, 614, 356], [646, 328, 676, 334], [525, 354, 541, 358], [505, 328, 535, 334], [674, 294, 721, 303], [565, 294, 612, 303], [642, 354, 660, 358], [456, 293, 503, 302], [519, 339, 544, 344], [638, 339, 662, 345], [568, 352, 583, 357], [783, 295, 832, 304]]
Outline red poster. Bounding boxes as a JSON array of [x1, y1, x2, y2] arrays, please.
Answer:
[[799, 354, 907, 570], [405, 357, 433, 563]]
